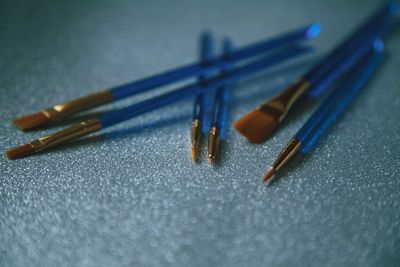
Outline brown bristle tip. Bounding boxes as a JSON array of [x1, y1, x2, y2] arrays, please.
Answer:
[[234, 109, 279, 144], [12, 112, 49, 131], [208, 156, 216, 165], [191, 148, 197, 162], [5, 144, 35, 160], [263, 168, 275, 184]]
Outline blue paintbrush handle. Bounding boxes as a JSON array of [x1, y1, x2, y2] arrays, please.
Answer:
[[100, 45, 313, 128], [299, 44, 383, 154], [295, 39, 385, 143], [308, 3, 399, 97], [215, 38, 234, 140], [296, 39, 382, 143], [193, 32, 214, 133], [304, 2, 394, 89], [306, 37, 379, 100], [110, 23, 321, 100]]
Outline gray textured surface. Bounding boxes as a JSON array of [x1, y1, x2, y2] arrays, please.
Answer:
[[1, 0, 400, 266]]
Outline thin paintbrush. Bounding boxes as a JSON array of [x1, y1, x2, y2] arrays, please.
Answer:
[[208, 38, 233, 164], [6, 45, 313, 160], [13, 23, 321, 131], [235, 2, 398, 144], [191, 32, 214, 161], [263, 39, 383, 184]]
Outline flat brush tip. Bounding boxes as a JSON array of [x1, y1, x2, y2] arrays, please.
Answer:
[[263, 168, 275, 184], [5, 144, 35, 160], [234, 109, 279, 144], [13, 112, 49, 131]]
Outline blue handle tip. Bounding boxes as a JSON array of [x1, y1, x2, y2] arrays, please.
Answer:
[[373, 38, 384, 52], [307, 23, 323, 39], [388, 1, 400, 15]]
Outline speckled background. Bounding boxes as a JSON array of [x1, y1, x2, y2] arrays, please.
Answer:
[[1, 0, 399, 266]]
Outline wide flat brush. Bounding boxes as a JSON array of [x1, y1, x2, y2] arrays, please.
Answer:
[[263, 40, 383, 184], [13, 23, 320, 131], [6, 45, 312, 159], [235, 2, 398, 144]]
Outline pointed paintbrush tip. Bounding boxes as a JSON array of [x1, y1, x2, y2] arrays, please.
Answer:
[[191, 147, 198, 162], [208, 156, 216, 165], [191, 118, 202, 162], [262, 167, 276, 185], [5, 144, 35, 160], [234, 109, 279, 144], [12, 112, 50, 131]]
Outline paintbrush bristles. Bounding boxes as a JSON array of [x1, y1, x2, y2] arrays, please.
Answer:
[[234, 80, 310, 143], [6, 118, 103, 160], [234, 109, 279, 144], [5, 144, 35, 160], [12, 112, 50, 131], [262, 168, 275, 184]]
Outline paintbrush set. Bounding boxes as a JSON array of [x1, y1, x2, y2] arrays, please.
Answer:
[[191, 33, 234, 163], [5, 2, 400, 185]]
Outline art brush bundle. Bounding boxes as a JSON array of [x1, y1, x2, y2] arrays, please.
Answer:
[[191, 32, 234, 164], [6, 24, 320, 159], [5, 2, 400, 186]]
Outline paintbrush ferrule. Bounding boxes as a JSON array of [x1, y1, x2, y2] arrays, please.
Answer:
[[13, 90, 113, 130], [6, 118, 102, 159], [208, 126, 221, 164], [259, 79, 310, 122], [271, 139, 302, 172], [263, 139, 301, 183], [234, 79, 310, 144], [191, 118, 202, 161]]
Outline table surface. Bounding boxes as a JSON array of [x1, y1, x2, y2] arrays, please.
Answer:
[[1, 0, 399, 266]]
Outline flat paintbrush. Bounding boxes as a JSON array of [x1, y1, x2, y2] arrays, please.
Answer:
[[6, 45, 313, 159], [13, 23, 321, 131], [234, 2, 398, 144], [263, 39, 383, 184]]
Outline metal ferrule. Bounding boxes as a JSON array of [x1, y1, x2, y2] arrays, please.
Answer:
[[29, 118, 102, 152], [208, 126, 221, 163], [259, 79, 310, 122], [272, 139, 302, 172], [41, 90, 113, 121], [191, 118, 202, 160]]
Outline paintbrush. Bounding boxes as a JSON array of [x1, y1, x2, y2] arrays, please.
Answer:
[[12, 23, 321, 131], [263, 39, 383, 184], [6, 45, 313, 159], [234, 2, 397, 144], [191, 32, 214, 161], [208, 38, 233, 164]]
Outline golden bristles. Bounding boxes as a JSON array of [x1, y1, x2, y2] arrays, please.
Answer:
[[5, 144, 35, 160], [12, 112, 50, 131], [234, 109, 279, 144]]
